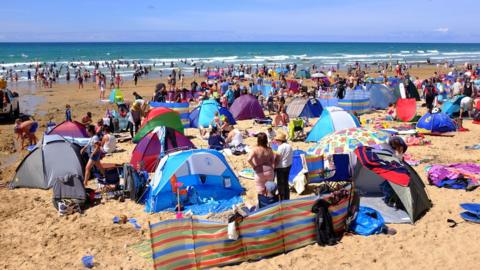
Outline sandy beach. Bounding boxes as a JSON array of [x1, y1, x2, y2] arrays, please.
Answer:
[[1, 65, 479, 270]]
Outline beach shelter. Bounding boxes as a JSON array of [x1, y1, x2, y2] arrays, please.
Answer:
[[416, 111, 457, 133], [229, 94, 265, 120], [296, 70, 311, 79], [442, 95, 464, 117], [306, 107, 360, 142], [307, 127, 389, 158], [353, 146, 432, 223], [130, 127, 195, 172], [145, 149, 243, 212], [149, 102, 190, 128], [396, 98, 417, 122], [338, 89, 370, 115], [367, 84, 396, 109], [11, 134, 84, 189], [286, 97, 323, 118], [189, 100, 236, 128], [48, 121, 88, 138], [109, 88, 124, 104], [133, 107, 184, 143]]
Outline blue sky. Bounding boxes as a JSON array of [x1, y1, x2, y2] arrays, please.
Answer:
[[0, 0, 478, 42]]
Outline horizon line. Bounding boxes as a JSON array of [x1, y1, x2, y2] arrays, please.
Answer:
[[1, 41, 480, 44]]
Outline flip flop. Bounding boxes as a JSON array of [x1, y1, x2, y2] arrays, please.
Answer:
[[460, 212, 480, 223], [460, 203, 480, 215]]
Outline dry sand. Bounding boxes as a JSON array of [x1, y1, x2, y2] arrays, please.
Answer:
[[0, 66, 479, 270]]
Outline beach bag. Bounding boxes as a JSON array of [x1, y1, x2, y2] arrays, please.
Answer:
[[57, 199, 82, 216], [350, 207, 385, 236], [311, 199, 338, 246]]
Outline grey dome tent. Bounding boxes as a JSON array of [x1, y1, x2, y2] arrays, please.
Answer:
[[353, 147, 431, 223], [11, 134, 84, 189]]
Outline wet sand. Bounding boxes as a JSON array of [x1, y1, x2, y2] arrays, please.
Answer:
[[0, 65, 479, 270]]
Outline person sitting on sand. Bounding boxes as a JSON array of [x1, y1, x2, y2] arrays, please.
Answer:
[[258, 181, 279, 209], [386, 103, 396, 121], [14, 119, 38, 149], [208, 127, 225, 151], [267, 126, 276, 142], [81, 112, 93, 126], [210, 111, 223, 129], [383, 136, 408, 160], [81, 125, 105, 186], [225, 125, 244, 148], [220, 118, 233, 138]]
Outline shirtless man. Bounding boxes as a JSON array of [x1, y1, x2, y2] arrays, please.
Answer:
[[14, 119, 39, 149]]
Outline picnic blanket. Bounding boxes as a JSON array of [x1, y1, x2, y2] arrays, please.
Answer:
[[427, 163, 480, 190]]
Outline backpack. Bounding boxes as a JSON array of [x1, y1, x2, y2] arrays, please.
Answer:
[[311, 199, 338, 246]]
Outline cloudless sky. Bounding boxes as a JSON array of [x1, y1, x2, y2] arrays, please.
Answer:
[[0, 0, 478, 42]]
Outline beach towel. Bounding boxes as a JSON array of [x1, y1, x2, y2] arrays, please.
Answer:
[[427, 163, 480, 190]]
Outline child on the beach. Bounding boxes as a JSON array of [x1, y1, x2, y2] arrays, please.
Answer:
[[65, 104, 72, 121], [386, 103, 396, 121]]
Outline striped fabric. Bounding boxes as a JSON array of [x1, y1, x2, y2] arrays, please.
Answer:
[[149, 194, 352, 269], [150, 102, 190, 127], [306, 155, 324, 182]]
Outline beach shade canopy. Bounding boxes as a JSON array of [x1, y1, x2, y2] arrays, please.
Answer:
[[307, 127, 389, 158], [367, 84, 396, 109], [353, 146, 432, 223], [338, 88, 370, 115], [441, 95, 464, 117], [286, 97, 323, 118], [48, 121, 88, 138], [306, 107, 360, 142], [109, 88, 124, 104], [144, 149, 243, 212], [133, 107, 184, 143], [130, 127, 195, 172], [416, 111, 457, 133], [396, 98, 417, 122], [11, 134, 84, 189], [229, 94, 265, 120], [189, 99, 236, 128]]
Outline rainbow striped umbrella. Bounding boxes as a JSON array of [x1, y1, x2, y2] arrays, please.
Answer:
[[307, 127, 389, 157]]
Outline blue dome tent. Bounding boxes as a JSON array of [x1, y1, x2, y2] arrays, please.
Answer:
[[306, 107, 360, 142], [416, 111, 457, 133], [442, 95, 464, 117], [367, 84, 396, 109], [286, 97, 323, 118], [189, 100, 236, 128], [145, 149, 243, 213]]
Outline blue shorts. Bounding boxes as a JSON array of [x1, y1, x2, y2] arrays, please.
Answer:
[[29, 122, 38, 133], [90, 153, 100, 161]]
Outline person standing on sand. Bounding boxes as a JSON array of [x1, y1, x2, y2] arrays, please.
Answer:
[[81, 125, 105, 186], [273, 132, 292, 201], [78, 74, 84, 89], [247, 133, 275, 204]]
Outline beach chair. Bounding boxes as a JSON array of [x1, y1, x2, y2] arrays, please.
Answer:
[[306, 154, 351, 183], [287, 118, 305, 141]]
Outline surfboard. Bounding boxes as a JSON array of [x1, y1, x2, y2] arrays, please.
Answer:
[[399, 83, 407, 99], [238, 168, 255, 180]]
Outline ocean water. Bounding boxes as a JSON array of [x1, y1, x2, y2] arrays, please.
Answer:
[[1, 42, 480, 81]]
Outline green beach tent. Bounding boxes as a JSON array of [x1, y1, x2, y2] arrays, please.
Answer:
[[133, 107, 184, 143]]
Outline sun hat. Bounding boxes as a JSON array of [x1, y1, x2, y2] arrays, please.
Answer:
[[274, 131, 287, 142]]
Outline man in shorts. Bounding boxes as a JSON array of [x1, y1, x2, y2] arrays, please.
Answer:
[[14, 119, 38, 149]]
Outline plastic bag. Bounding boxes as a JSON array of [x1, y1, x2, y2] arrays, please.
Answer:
[[350, 206, 385, 236]]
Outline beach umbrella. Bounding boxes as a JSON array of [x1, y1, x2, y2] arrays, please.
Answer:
[[311, 72, 326, 78], [307, 127, 389, 157]]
